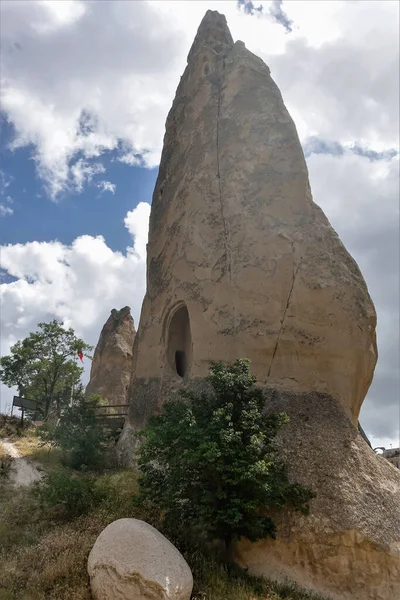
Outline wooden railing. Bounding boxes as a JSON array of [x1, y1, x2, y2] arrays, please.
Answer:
[[94, 404, 128, 428]]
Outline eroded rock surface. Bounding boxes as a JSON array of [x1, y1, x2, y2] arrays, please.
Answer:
[[86, 307, 135, 406], [120, 9, 376, 445], [235, 391, 400, 600], [117, 10, 399, 599], [87, 518, 193, 600]]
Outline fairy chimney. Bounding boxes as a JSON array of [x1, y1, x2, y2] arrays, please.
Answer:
[[86, 307, 135, 407], [118, 11, 400, 600]]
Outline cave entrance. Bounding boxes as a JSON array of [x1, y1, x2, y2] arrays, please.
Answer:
[[167, 304, 192, 378], [175, 351, 186, 378]]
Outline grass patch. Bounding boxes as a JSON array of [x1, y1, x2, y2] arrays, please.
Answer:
[[0, 416, 326, 600], [0, 469, 141, 600], [0, 414, 25, 439], [11, 435, 63, 473], [0, 468, 327, 600], [0, 444, 12, 479]]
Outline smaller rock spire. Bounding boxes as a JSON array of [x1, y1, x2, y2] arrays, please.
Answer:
[[187, 10, 233, 62]]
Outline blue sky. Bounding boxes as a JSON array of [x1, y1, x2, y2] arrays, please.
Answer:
[[0, 0, 399, 448], [1, 118, 157, 254]]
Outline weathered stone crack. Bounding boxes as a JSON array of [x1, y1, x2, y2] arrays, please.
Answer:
[[216, 58, 232, 286], [268, 248, 302, 377]]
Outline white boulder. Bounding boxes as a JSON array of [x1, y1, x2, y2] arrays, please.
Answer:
[[87, 518, 193, 600]]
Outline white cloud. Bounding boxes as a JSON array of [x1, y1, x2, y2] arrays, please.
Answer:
[[1, 1, 398, 197], [0, 174, 14, 215], [0, 204, 14, 217], [307, 153, 399, 446], [70, 160, 105, 193], [0, 1, 398, 446], [0, 201, 151, 413], [97, 180, 116, 195], [0, 0, 182, 197]]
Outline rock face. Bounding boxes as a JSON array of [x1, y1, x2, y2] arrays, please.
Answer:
[[120, 8, 376, 444], [235, 391, 400, 600], [85, 307, 135, 407], [118, 10, 400, 600], [87, 518, 193, 600]]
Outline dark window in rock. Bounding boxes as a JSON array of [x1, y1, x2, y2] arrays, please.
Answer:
[[175, 351, 186, 378], [167, 304, 192, 378]]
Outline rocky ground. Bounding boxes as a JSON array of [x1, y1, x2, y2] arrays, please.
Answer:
[[0, 439, 42, 486]]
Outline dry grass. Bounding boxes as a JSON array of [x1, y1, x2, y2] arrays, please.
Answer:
[[0, 414, 24, 439], [0, 418, 326, 600], [0, 444, 9, 460], [0, 444, 12, 479], [12, 435, 63, 473], [0, 468, 327, 600]]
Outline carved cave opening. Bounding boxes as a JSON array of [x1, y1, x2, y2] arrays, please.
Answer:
[[167, 304, 192, 378], [175, 350, 186, 378]]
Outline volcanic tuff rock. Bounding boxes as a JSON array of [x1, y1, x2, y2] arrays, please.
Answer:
[[120, 9, 377, 438], [85, 307, 135, 407], [118, 10, 400, 599], [236, 390, 400, 600]]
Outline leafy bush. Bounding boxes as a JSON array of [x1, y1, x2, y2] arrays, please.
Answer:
[[38, 392, 112, 471], [0, 453, 12, 479], [137, 359, 314, 565], [39, 468, 103, 520]]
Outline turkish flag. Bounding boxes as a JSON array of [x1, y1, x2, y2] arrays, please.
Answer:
[[78, 351, 84, 363]]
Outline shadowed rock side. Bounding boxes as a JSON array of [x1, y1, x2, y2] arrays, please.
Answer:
[[117, 11, 399, 599], [235, 391, 400, 600], [85, 307, 135, 407]]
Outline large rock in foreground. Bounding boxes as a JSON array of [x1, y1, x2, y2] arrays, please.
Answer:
[[88, 519, 193, 600], [85, 307, 135, 407], [236, 391, 400, 600]]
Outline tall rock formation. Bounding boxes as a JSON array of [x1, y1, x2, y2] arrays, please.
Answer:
[[119, 11, 400, 600], [86, 307, 135, 407]]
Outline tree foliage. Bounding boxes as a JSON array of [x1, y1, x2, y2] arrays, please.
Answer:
[[38, 389, 112, 471], [137, 359, 314, 564], [0, 320, 92, 421]]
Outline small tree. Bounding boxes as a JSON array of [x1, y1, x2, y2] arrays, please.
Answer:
[[137, 359, 313, 565], [39, 389, 111, 471], [0, 320, 92, 421]]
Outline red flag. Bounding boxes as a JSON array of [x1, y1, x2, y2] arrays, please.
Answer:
[[78, 351, 84, 363]]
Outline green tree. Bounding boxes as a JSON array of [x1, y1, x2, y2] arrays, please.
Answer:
[[137, 359, 314, 566], [0, 320, 92, 421], [38, 389, 112, 471]]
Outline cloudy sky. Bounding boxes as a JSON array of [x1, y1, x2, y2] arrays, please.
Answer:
[[0, 0, 399, 449]]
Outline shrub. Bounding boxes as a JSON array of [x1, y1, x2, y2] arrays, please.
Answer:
[[137, 359, 314, 565], [38, 392, 112, 471], [39, 468, 103, 520]]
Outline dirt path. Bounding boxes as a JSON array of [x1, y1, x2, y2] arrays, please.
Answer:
[[1, 440, 43, 486]]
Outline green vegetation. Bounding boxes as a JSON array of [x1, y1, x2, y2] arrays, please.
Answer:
[[0, 357, 322, 600], [38, 468, 105, 520], [0, 445, 12, 479], [38, 390, 114, 471], [0, 319, 92, 421], [137, 359, 313, 565], [0, 455, 325, 600], [0, 414, 24, 438]]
